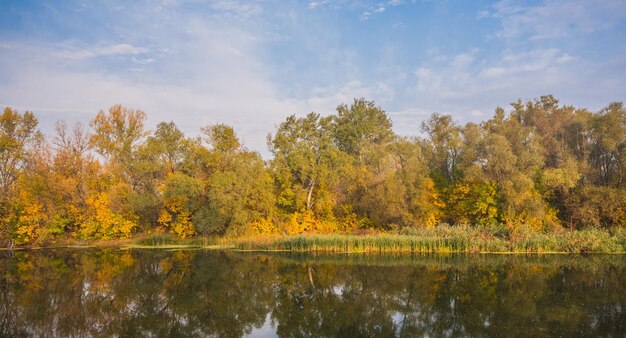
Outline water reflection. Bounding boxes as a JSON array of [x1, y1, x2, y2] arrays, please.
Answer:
[[0, 250, 624, 337]]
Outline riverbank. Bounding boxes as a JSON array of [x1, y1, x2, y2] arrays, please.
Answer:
[[3, 226, 625, 253]]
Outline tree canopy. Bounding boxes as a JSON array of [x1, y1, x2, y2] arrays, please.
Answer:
[[1, 95, 624, 244]]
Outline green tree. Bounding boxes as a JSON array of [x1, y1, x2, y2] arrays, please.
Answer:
[[589, 102, 625, 187], [191, 124, 275, 236], [421, 113, 463, 185], [333, 98, 394, 158], [269, 113, 347, 217]]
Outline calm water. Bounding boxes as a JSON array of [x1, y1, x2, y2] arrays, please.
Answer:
[[0, 250, 624, 338]]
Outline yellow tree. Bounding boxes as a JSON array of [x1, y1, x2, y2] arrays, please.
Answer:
[[0, 107, 42, 244]]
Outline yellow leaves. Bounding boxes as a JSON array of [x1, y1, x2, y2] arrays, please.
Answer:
[[239, 218, 279, 237], [171, 211, 195, 238], [336, 212, 361, 233], [299, 210, 318, 232], [413, 178, 444, 227], [423, 212, 439, 228], [14, 190, 51, 245], [285, 212, 307, 235], [158, 205, 195, 238], [283, 211, 349, 235], [158, 209, 173, 225], [156, 172, 202, 238], [79, 191, 137, 239], [432, 196, 446, 209], [15, 201, 45, 244]]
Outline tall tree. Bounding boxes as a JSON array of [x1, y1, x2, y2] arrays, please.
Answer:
[[269, 113, 346, 216], [421, 113, 463, 185], [0, 107, 42, 243], [333, 98, 394, 158], [589, 102, 625, 187], [90, 104, 148, 180], [0, 107, 41, 200]]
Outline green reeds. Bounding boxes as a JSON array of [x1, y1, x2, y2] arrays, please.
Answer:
[[235, 227, 626, 253], [238, 234, 485, 253], [135, 233, 180, 246], [132, 234, 228, 249]]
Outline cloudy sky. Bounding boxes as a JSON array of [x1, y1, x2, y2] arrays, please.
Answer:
[[1, 0, 625, 155]]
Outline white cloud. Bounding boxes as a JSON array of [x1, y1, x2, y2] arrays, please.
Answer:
[[56, 43, 148, 60], [403, 47, 597, 124], [3, 0, 624, 157], [450, 52, 476, 69], [208, 0, 263, 19], [305, 80, 395, 114], [484, 0, 626, 40], [557, 53, 574, 64], [413, 48, 574, 97], [0, 59, 300, 157], [481, 67, 506, 78], [480, 48, 572, 78], [132, 57, 155, 65], [307, 1, 330, 10], [387, 107, 432, 136], [0, 4, 300, 157]]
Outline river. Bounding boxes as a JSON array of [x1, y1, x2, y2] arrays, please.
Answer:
[[0, 249, 624, 337]]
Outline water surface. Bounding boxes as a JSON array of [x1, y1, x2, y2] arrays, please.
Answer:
[[0, 250, 624, 337]]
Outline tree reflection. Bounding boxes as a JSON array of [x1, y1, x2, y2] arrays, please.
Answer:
[[0, 250, 624, 337]]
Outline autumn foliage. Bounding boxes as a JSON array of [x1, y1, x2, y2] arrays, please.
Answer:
[[0, 96, 625, 245]]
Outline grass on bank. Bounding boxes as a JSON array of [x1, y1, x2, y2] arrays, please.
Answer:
[[234, 225, 626, 254], [126, 233, 234, 250], [7, 225, 624, 253]]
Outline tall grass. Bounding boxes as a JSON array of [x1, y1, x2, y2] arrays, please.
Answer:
[[134, 233, 223, 247], [237, 234, 502, 253], [235, 225, 626, 253], [135, 233, 180, 246], [132, 226, 625, 253]]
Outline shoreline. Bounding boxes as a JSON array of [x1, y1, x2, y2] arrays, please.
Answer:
[[2, 231, 625, 254]]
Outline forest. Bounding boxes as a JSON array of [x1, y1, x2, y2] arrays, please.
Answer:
[[0, 95, 625, 246]]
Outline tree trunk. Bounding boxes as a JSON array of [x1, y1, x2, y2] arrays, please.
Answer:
[[306, 177, 316, 210]]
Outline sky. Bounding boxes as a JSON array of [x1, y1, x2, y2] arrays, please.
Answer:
[[1, 0, 625, 156]]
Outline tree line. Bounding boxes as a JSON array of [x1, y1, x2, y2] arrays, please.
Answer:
[[0, 95, 624, 244]]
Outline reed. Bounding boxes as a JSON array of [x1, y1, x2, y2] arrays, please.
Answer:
[[237, 234, 490, 253], [235, 226, 626, 253], [135, 233, 180, 246]]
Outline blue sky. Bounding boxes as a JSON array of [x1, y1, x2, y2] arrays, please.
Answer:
[[1, 0, 625, 155]]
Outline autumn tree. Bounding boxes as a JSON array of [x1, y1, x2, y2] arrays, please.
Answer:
[[0, 107, 42, 243], [269, 113, 347, 217], [0, 107, 41, 201]]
